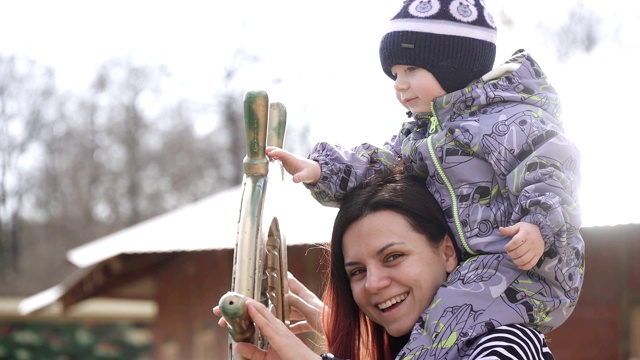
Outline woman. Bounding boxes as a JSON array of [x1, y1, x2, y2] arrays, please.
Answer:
[[216, 171, 555, 359]]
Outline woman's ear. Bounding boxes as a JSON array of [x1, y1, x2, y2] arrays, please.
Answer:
[[441, 235, 458, 273]]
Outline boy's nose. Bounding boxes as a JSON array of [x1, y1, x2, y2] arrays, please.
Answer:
[[394, 77, 408, 92]]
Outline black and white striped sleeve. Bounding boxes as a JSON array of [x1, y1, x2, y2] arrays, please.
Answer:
[[468, 324, 555, 360]]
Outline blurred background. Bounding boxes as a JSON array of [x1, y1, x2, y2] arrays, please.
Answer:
[[1, 0, 639, 359]]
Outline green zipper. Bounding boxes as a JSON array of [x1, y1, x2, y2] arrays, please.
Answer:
[[426, 103, 476, 256], [427, 102, 441, 134]]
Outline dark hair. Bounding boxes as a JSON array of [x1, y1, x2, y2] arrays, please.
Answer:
[[322, 169, 457, 360]]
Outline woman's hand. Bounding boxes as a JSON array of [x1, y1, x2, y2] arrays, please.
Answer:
[[213, 274, 325, 336], [286, 272, 325, 335], [213, 274, 327, 359], [212, 304, 227, 328], [233, 299, 320, 360]]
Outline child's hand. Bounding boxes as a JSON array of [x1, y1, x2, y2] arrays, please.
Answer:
[[266, 147, 321, 185], [500, 222, 544, 271]]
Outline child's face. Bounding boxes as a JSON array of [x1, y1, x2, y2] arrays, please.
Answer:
[[392, 65, 446, 115]]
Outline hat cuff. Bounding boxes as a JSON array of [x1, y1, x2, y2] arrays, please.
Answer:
[[380, 31, 496, 91]]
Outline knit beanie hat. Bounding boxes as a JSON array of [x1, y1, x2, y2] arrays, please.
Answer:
[[380, 0, 498, 93]]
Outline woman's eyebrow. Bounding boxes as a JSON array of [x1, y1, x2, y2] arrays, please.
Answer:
[[344, 242, 405, 267], [376, 242, 404, 256], [344, 261, 359, 268]]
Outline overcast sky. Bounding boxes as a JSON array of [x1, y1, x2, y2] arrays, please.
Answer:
[[1, 0, 639, 226]]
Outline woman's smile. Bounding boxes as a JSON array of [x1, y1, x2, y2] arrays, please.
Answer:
[[377, 292, 408, 311]]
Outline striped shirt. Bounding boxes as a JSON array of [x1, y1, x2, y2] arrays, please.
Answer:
[[466, 324, 554, 360], [322, 324, 554, 360]]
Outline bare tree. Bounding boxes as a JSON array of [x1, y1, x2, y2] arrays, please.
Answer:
[[0, 54, 57, 277], [1, 50, 306, 295], [496, 2, 602, 62], [210, 51, 259, 186], [553, 1, 601, 61], [209, 50, 312, 186]]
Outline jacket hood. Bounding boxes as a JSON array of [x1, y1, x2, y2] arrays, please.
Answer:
[[430, 49, 562, 126]]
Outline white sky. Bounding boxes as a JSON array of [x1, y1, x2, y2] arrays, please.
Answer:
[[1, 0, 639, 227]]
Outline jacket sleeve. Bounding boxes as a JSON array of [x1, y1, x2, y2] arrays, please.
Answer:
[[397, 118, 434, 179], [305, 129, 406, 207]]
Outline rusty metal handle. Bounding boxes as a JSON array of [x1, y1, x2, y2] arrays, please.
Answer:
[[226, 91, 289, 360]]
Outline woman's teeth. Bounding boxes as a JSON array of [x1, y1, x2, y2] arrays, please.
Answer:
[[377, 293, 408, 310]]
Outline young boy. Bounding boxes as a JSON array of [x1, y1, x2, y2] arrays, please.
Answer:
[[268, 1, 584, 358]]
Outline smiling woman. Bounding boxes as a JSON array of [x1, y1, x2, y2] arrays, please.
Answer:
[[326, 172, 459, 359], [216, 169, 556, 360]]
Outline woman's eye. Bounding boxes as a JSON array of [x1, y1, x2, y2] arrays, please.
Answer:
[[349, 268, 365, 278], [385, 253, 403, 262]]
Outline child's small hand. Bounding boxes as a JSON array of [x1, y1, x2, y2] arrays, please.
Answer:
[[500, 222, 544, 271], [266, 147, 321, 185]]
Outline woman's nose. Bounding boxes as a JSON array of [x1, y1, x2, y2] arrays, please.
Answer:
[[365, 268, 390, 293]]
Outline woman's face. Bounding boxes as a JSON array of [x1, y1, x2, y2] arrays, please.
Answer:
[[343, 210, 457, 337]]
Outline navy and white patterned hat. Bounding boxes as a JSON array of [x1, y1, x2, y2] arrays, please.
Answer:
[[380, 0, 498, 93]]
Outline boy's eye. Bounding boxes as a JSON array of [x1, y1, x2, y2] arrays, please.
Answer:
[[406, 66, 417, 72]]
